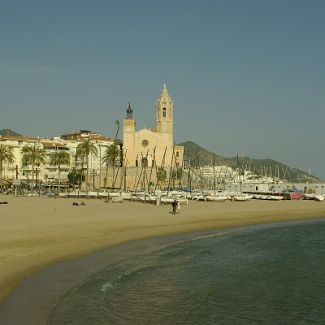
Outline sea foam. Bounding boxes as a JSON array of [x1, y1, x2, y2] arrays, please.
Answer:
[[100, 281, 114, 292]]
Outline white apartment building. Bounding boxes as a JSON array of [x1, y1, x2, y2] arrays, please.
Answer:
[[0, 130, 114, 188]]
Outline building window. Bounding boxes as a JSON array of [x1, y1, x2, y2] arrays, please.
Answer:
[[163, 107, 166, 118], [176, 151, 179, 158]]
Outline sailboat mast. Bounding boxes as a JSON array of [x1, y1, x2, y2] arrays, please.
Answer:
[[213, 153, 216, 195], [167, 144, 175, 195], [237, 154, 242, 194]]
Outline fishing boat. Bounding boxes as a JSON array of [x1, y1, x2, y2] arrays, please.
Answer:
[[233, 194, 252, 201], [205, 195, 229, 202]]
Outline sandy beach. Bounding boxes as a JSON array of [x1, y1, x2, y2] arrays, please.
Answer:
[[1, 195, 325, 307]]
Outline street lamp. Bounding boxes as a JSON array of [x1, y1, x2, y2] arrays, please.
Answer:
[[90, 169, 98, 190], [35, 166, 41, 196]]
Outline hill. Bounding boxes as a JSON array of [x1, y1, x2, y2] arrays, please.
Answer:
[[0, 129, 22, 137], [179, 141, 319, 183]]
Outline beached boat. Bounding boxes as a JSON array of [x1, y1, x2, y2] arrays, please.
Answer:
[[233, 194, 252, 201], [111, 196, 124, 203], [191, 193, 206, 201], [253, 194, 283, 200], [205, 195, 229, 202], [283, 192, 304, 200], [267, 195, 283, 200], [304, 193, 324, 201], [161, 197, 178, 204]]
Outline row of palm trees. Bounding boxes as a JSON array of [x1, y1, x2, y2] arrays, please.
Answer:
[[73, 120, 121, 192], [76, 139, 120, 191], [0, 144, 70, 193]]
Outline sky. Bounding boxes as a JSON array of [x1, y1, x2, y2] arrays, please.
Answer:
[[0, 0, 324, 178]]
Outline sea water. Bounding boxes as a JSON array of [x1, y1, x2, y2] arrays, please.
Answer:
[[49, 219, 325, 324]]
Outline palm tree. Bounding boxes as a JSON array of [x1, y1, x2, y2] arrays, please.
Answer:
[[102, 120, 121, 190], [21, 145, 46, 192], [0, 144, 15, 181], [49, 150, 70, 193], [114, 120, 120, 140], [102, 143, 119, 189], [76, 139, 98, 191], [113, 120, 121, 189], [176, 167, 183, 189]]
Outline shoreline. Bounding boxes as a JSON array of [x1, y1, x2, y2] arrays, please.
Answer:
[[1, 196, 325, 323]]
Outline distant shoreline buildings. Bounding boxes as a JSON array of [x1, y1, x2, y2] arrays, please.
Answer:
[[0, 84, 324, 194]]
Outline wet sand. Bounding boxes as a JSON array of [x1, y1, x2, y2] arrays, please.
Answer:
[[0, 196, 325, 324]]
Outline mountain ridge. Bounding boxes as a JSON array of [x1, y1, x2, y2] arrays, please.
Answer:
[[179, 141, 319, 182], [0, 129, 22, 137]]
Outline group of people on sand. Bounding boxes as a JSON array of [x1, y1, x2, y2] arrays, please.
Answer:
[[171, 199, 181, 214], [72, 201, 86, 206]]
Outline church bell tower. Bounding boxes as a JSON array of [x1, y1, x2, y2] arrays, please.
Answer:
[[124, 102, 135, 134], [156, 83, 173, 134]]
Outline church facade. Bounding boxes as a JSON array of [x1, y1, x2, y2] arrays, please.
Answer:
[[123, 84, 184, 169]]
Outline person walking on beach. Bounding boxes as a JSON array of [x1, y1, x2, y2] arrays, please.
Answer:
[[171, 199, 177, 214], [176, 201, 181, 214]]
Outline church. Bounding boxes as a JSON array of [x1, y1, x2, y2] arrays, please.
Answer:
[[123, 84, 184, 169]]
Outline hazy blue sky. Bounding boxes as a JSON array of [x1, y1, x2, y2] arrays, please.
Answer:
[[0, 0, 324, 178]]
